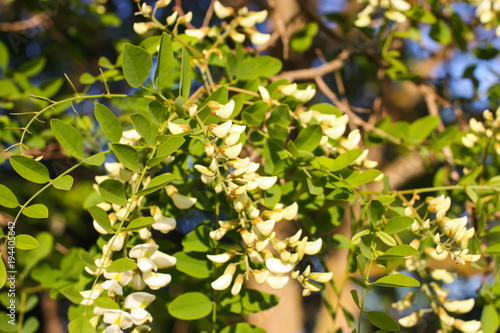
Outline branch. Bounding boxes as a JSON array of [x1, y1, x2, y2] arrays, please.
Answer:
[[0, 12, 51, 32], [273, 50, 350, 81]]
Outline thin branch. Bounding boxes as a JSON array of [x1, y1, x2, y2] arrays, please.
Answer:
[[0, 12, 51, 32], [273, 50, 350, 82], [202, 0, 216, 27]]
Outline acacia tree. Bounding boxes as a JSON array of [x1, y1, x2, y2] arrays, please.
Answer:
[[1, 0, 500, 332]]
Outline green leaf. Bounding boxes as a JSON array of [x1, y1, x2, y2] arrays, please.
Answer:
[[124, 216, 155, 231], [131, 113, 154, 146], [220, 323, 266, 333], [135, 173, 176, 196], [168, 292, 212, 320], [0, 184, 19, 208], [360, 234, 374, 260], [0, 261, 6, 289], [0, 40, 9, 71], [367, 311, 400, 331], [155, 32, 174, 92], [51, 175, 74, 191], [372, 274, 420, 288], [94, 297, 120, 309], [481, 304, 500, 333], [15, 234, 40, 250], [61, 286, 83, 304], [349, 169, 383, 187], [241, 101, 268, 127], [106, 258, 138, 273], [294, 124, 323, 152], [84, 152, 106, 166], [182, 225, 215, 252], [122, 43, 153, 88], [429, 20, 451, 45], [220, 289, 279, 315], [378, 245, 419, 259], [148, 99, 168, 126], [88, 206, 114, 233], [156, 136, 186, 157], [368, 200, 385, 223], [10, 155, 50, 184], [21, 317, 39, 333], [330, 150, 363, 171], [22, 204, 49, 219], [81, 251, 97, 271], [50, 119, 85, 159], [98, 179, 128, 206], [94, 103, 122, 143], [350, 289, 361, 309], [484, 244, 500, 254], [68, 317, 95, 333], [0, 311, 17, 332], [385, 216, 414, 234], [290, 22, 319, 52], [407, 116, 439, 143], [180, 47, 192, 101], [376, 231, 397, 247], [174, 251, 211, 279], [110, 143, 140, 172]]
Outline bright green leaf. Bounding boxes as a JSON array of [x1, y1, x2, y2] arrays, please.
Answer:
[[0, 184, 19, 208], [294, 124, 323, 152], [94, 103, 122, 143], [110, 143, 140, 172], [84, 152, 106, 166], [174, 251, 211, 279], [330, 150, 363, 171], [148, 99, 168, 126], [481, 304, 500, 333], [122, 43, 153, 88], [51, 175, 74, 191], [98, 179, 128, 206], [135, 173, 176, 196], [10, 155, 50, 184], [372, 274, 420, 288], [220, 323, 266, 333], [124, 216, 155, 231], [182, 225, 215, 252], [88, 206, 114, 234], [367, 311, 400, 331], [155, 32, 174, 92], [106, 258, 138, 273], [385, 216, 414, 234], [22, 204, 48, 219], [378, 245, 419, 259], [15, 234, 40, 250], [180, 47, 192, 101], [130, 113, 154, 146], [168, 292, 212, 320], [50, 119, 85, 159], [68, 317, 94, 333]]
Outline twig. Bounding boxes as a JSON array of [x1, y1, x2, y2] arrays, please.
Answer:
[[202, 0, 216, 28], [174, 0, 195, 29], [273, 50, 350, 82], [315, 76, 407, 147], [0, 12, 51, 32]]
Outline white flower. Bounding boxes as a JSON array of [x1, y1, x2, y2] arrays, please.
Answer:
[[309, 272, 333, 283], [454, 319, 482, 333], [214, 1, 233, 19], [166, 11, 178, 25], [211, 264, 236, 290], [249, 31, 271, 45], [304, 238, 322, 255], [185, 27, 210, 41], [231, 274, 244, 296], [256, 219, 275, 237], [207, 251, 236, 264], [120, 129, 142, 145], [399, 312, 420, 327], [102, 279, 123, 296], [108, 232, 126, 252], [443, 298, 475, 314], [102, 309, 134, 330], [221, 142, 243, 158], [124, 292, 156, 325], [266, 275, 289, 289], [255, 176, 277, 190], [341, 129, 361, 150], [134, 22, 152, 35], [210, 120, 233, 138], [156, 0, 171, 8], [230, 31, 246, 43], [258, 85, 272, 105], [142, 270, 172, 290], [431, 268, 456, 283], [265, 257, 295, 274], [252, 269, 269, 284], [168, 122, 190, 135], [462, 133, 479, 148], [80, 287, 103, 306], [211, 100, 235, 119], [282, 203, 298, 220]]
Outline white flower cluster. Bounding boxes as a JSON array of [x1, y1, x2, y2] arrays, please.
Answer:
[[297, 107, 378, 169], [186, 99, 333, 295], [396, 195, 482, 332], [462, 109, 500, 157], [473, 0, 500, 36], [133, 0, 194, 35], [175, 1, 270, 45], [81, 130, 179, 333], [355, 0, 411, 27]]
